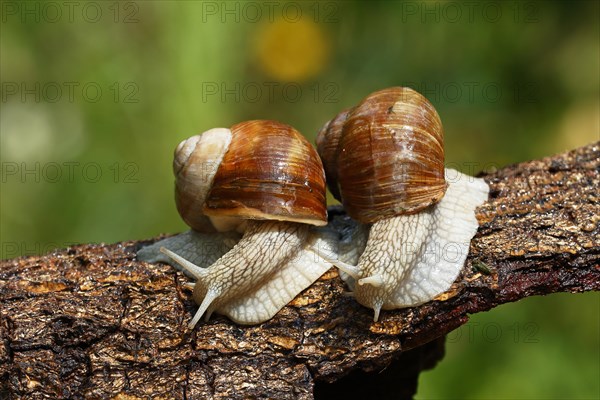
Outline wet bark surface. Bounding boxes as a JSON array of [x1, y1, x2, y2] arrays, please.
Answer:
[[1, 143, 598, 399]]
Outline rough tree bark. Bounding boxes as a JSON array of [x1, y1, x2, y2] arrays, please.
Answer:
[[1, 143, 599, 399]]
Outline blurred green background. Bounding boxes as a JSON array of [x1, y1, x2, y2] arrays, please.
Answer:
[[1, 1, 598, 398]]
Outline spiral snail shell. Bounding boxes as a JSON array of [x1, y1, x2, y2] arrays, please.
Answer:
[[176, 120, 328, 233], [317, 87, 489, 321], [318, 87, 447, 222]]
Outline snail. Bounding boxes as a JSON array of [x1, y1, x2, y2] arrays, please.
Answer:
[[316, 87, 490, 321], [138, 120, 339, 327]]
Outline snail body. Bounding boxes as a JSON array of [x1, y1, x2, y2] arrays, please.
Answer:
[[317, 87, 489, 321], [140, 120, 336, 326]]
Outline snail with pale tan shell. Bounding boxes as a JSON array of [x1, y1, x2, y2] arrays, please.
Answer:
[[138, 120, 338, 327], [316, 87, 489, 321]]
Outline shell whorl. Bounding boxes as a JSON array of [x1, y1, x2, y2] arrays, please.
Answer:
[[317, 87, 447, 223], [316, 107, 352, 201], [175, 120, 328, 232], [205, 120, 327, 226], [174, 128, 233, 232]]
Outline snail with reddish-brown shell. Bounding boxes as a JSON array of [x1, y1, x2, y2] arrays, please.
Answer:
[[138, 120, 338, 327], [317, 87, 490, 321]]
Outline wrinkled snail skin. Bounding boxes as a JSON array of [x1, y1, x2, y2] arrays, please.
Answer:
[[138, 120, 336, 327], [317, 87, 490, 321], [216, 222, 339, 324], [163, 220, 307, 326], [338, 169, 489, 321], [142, 221, 339, 326]]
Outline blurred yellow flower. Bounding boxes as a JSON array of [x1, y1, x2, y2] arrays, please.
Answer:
[[254, 17, 330, 82]]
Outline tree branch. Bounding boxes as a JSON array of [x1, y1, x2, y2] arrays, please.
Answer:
[[1, 143, 598, 399]]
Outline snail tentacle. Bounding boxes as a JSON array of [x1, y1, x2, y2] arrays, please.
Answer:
[[320, 254, 360, 279], [357, 274, 384, 288], [190, 289, 220, 328], [138, 230, 240, 278], [160, 247, 208, 280]]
